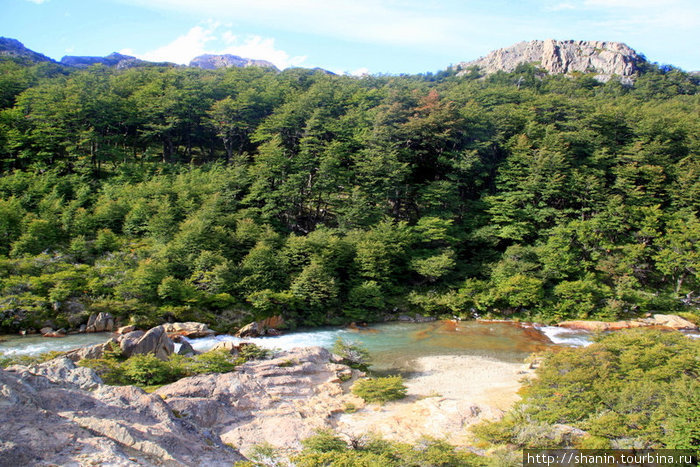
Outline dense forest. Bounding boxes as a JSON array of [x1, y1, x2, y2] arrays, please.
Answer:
[[0, 56, 698, 332]]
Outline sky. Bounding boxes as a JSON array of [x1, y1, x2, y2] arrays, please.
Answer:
[[2, 0, 699, 75]]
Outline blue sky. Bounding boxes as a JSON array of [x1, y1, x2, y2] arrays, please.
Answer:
[[2, 0, 699, 74]]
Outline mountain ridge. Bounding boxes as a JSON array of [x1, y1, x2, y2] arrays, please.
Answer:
[[454, 39, 645, 83]]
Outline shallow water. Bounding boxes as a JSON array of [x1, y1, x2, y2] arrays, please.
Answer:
[[0, 321, 592, 371], [186, 321, 562, 371]]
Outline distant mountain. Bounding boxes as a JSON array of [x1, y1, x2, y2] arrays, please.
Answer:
[[189, 54, 278, 71], [455, 39, 645, 83], [0, 37, 55, 64], [60, 52, 175, 70]]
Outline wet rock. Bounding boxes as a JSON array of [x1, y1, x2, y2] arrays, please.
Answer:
[[40, 326, 54, 335], [86, 312, 115, 333], [235, 316, 284, 337], [210, 341, 243, 355], [177, 339, 196, 356], [44, 328, 66, 338], [235, 321, 260, 338]]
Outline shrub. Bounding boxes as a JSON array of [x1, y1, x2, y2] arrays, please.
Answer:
[[332, 337, 370, 371], [120, 353, 182, 386], [352, 375, 407, 403], [239, 343, 272, 360]]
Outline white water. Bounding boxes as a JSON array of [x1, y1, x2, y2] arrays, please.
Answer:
[[536, 325, 593, 347], [0, 333, 114, 356]]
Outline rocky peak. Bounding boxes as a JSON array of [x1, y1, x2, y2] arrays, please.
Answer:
[[189, 54, 279, 71], [60, 52, 174, 70], [455, 39, 645, 83], [0, 37, 55, 64]]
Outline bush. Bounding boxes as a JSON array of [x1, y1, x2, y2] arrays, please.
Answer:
[[352, 375, 407, 403], [121, 353, 181, 386], [239, 343, 272, 360], [332, 337, 370, 371], [473, 329, 700, 449]]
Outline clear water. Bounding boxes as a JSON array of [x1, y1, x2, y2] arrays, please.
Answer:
[[185, 321, 561, 371], [0, 321, 592, 371]]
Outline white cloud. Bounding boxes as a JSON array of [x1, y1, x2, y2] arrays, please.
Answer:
[[115, 0, 465, 49], [131, 23, 306, 69], [24, 0, 48, 4], [350, 67, 370, 76]]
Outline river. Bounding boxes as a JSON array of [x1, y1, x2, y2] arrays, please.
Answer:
[[0, 320, 592, 371]]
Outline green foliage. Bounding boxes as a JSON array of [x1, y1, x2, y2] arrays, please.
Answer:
[[473, 329, 700, 449], [238, 343, 272, 360], [240, 430, 487, 466], [352, 375, 407, 403], [0, 60, 698, 332], [332, 337, 370, 370]]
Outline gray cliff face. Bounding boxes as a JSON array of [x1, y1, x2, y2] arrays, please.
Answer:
[[455, 39, 645, 83], [189, 54, 279, 71], [0, 37, 55, 64]]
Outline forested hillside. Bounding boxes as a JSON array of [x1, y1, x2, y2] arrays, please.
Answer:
[[0, 57, 698, 332]]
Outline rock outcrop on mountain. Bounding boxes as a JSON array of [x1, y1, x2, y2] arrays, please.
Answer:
[[189, 54, 278, 71], [0, 37, 55, 64], [60, 52, 175, 70], [455, 39, 645, 83]]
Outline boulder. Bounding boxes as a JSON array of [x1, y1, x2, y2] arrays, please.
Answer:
[[44, 328, 66, 338], [39, 326, 54, 335], [177, 339, 196, 356], [115, 325, 135, 335], [235, 316, 284, 337], [64, 339, 118, 362], [86, 312, 115, 333], [559, 314, 698, 332], [236, 321, 260, 338], [162, 322, 216, 338], [210, 341, 243, 355], [646, 314, 697, 330], [120, 326, 174, 360]]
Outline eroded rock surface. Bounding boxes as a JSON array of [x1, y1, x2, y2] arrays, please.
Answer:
[[456, 39, 644, 83], [0, 358, 244, 466], [156, 346, 363, 455]]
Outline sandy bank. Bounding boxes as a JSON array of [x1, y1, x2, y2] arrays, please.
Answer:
[[336, 354, 533, 446]]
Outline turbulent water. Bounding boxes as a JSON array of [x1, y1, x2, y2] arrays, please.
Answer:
[[0, 321, 594, 371], [0, 332, 114, 356]]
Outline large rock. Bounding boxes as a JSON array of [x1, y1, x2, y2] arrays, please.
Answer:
[[156, 346, 363, 455], [120, 326, 174, 360], [6, 356, 102, 390], [189, 54, 278, 71], [63, 338, 119, 362], [0, 366, 244, 465], [163, 322, 216, 338], [559, 314, 697, 332], [86, 312, 115, 333], [455, 39, 644, 83], [235, 315, 285, 337]]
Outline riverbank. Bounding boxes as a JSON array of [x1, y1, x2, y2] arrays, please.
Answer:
[[336, 354, 534, 446]]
